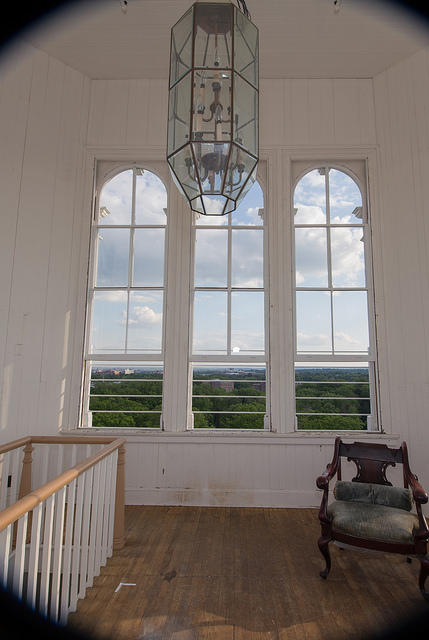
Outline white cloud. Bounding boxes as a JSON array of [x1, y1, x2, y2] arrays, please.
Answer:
[[334, 331, 363, 348], [295, 271, 305, 285], [99, 169, 167, 226], [128, 305, 162, 326], [295, 222, 364, 287], [131, 292, 162, 304], [294, 204, 325, 224], [135, 172, 167, 223], [95, 290, 127, 303], [297, 332, 331, 348]]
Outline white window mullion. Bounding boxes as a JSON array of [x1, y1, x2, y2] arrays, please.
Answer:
[[227, 218, 232, 357]]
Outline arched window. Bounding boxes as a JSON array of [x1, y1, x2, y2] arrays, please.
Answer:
[[82, 167, 167, 428], [293, 164, 378, 431], [190, 180, 268, 430]]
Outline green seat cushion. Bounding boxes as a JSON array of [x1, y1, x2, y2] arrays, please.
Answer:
[[327, 500, 419, 544], [334, 481, 413, 511]]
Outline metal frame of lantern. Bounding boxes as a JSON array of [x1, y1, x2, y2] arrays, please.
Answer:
[[167, 0, 259, 215]]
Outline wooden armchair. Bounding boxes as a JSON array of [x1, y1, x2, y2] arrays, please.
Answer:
[[316, 437, 429, 600]]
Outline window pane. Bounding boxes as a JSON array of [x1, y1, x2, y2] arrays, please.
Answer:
[[99, 170, 132, 225], [192, 365, 266, 429], [195, 229, 228, 287], [91, 291, 127, 353], [86, 167, 167, 429], [329, 169, 362, 224], [296, 291, 332, 353], [295, 228, 328, 287], [193, 291, 227, 355], [333, 291, 369, 353], [133, 229, 165, 286], [89, 364, 163, 428], [231, 181, 264, 225], [294, 169, 326, 224], [96, 228, 130, 287], [135, 171, 167, 225], [331, 227, 365, 287], [127, 291, 163, 353], [195, 214, 228, 227], [232, 230, 263, 287], [295, 365, 371, 430], [231, 291, 265, 355]]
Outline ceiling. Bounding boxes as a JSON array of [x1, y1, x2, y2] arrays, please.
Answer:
[[7, 0, 429, 80]]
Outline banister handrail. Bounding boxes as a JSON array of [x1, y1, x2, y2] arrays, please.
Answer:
[[0, 437, 32, 456], [0, 435, 126, 623], [0, 436, 126, 532], [0, 435, 125, 456]]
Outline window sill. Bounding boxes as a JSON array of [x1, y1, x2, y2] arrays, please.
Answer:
[[64, 428, 399, 446]]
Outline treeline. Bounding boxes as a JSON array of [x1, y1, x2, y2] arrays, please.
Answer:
[[88, 368, 370, 430], [192, 382, 265, 429], [89, 373, 162, 428], [295, 368, 370, 430]]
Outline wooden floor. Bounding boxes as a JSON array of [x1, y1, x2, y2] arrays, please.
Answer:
[[67, 506, 429, 640]]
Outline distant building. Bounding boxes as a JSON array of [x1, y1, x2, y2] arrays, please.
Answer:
[[208, 380, 235, 392]]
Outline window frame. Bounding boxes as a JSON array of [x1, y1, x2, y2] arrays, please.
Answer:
[[188, 178, 270, 431], [292, 160, 379, 432], [80, 162, 169, 429], [76, 153, 382, 437]]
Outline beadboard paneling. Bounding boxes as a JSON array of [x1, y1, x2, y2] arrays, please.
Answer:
[[373, 47, 429, 481], [0, 45, 90, 439], [89, 77, 376, 151], [1, 40, 429, 510]]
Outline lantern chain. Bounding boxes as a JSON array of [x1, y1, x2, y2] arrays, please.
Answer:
[[236, 0, 251, 19]]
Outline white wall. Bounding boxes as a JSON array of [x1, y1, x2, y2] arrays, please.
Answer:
[[1, 41, 429, 509], [373, 47, 429, 484], [0, 43, 90, 441]]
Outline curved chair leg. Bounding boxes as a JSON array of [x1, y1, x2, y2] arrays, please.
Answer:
[[318, 535, 332, 579], [417, 555, 429, 601]]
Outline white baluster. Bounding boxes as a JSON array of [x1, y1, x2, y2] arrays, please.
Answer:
[[60, 478, 77, 623], [0, 525, 12, 587], [78, 467, 93, 599], [13, 513, 28, 599], [50, 486, 67, 621], [26, 502, 43, 610], [87, 461, 101, 587], [70, 472, 85, 611], [39, 494, 55, 617]]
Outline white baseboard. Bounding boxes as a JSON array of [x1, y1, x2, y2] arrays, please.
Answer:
[[125, 487, 321, 509]]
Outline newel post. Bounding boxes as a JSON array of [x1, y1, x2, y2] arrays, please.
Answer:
[[113, 443, 126, 550], [18, 441, 34, 499]]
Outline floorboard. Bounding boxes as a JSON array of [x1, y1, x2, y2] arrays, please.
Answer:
[[67, 506, 429, 640]]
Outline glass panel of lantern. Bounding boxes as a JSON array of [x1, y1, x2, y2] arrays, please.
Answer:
[[169, 6, 193, 87], [167, 1, 258, 216]]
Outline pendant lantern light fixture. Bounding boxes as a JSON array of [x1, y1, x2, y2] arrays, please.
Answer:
[[167, 0, 258, 215]]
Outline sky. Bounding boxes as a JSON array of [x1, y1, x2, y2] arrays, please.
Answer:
[[91, 169, 167, 355], [192, 181, 264, 356], [89, 166, 371, 364], [294, 168, 370, 358]]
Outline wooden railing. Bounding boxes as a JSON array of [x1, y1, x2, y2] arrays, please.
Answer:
[[0, 435, 126, 624]]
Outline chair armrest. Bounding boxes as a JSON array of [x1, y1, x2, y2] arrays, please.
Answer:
[[316, 436, 342, 490], [316, 465, 336, 490], [317, 439, 343, 526], [401, 442, 429, 505], [317, 471, 334, 526], [408, 475, 428, 505]]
